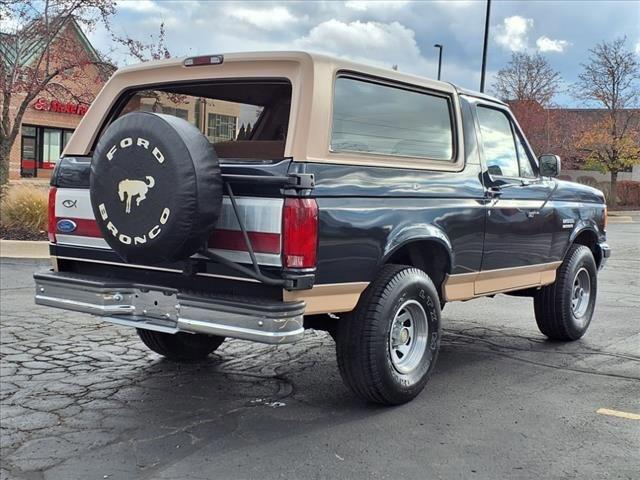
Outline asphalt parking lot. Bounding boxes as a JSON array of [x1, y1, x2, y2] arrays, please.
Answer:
[[1, 221, 638, 480]]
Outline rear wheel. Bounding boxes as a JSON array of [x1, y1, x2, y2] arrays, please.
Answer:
[[137, 329, 225, 361], [534, 244, 598, 341], [336, 265, 441, 405]]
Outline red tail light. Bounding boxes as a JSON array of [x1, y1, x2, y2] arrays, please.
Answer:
[[48, 187, 57, 243], [184, 55, 224, 66], [282, 198, 318, 269]]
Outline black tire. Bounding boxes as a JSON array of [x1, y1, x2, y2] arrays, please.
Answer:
[[336, 264, 441, 405], [137, 329, 225, 361], [534, 244, 598, 341]]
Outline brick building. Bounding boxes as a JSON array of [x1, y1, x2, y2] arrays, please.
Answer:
[[2, 17, 246, 182], [1, 18, 108, 181]]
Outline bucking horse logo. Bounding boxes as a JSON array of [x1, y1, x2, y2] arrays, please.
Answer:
[[118, 176, 155, 214]]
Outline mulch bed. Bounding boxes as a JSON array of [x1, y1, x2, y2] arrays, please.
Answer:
[[0, 225, 48, 241]]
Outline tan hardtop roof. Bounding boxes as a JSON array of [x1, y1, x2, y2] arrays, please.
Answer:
[[65, 50, 497, 165], [115, 50, 504, 103], [116, 50, 431, 80]]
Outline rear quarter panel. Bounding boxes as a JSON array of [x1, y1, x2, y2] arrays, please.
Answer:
[[298, 162, 487, 285]]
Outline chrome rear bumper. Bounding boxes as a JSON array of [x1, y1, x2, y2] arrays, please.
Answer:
[[34, 272, 305, 344]]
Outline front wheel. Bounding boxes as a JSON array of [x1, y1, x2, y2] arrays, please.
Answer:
[[336, 265, 441, 405], [534, 244, 598, 341], [137, 329, 225, 361]]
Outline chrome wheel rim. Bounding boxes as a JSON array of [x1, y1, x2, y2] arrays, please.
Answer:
[[571, 267, 591, 320], [389, 300, 429, 374]]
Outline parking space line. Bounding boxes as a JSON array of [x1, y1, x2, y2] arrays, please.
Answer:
[[596, 408, 640, 420]]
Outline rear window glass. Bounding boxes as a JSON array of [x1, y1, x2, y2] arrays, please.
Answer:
[[117, 81, 291, 159], [331, 77, 454, 161]]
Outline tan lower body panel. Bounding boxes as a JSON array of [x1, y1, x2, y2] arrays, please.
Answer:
[[443, 261, 562, 302], [283, 282, 370, 314]]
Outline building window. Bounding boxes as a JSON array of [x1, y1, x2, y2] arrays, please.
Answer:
[[20, 125, 74, 177], [63, 130, 73, 146], [207, 113, 237, 143], [160, 106, 189, 121], [42, 129, 62, 167]]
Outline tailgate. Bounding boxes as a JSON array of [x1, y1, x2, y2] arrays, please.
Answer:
[[51, 157, 289, 270]]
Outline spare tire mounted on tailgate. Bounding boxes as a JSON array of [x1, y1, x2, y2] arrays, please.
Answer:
[[90, 112, 222, 264]]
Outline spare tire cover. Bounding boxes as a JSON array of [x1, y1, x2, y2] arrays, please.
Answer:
[[90, 112, 222, 265]]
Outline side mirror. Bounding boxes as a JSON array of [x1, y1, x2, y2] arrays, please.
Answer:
[[539, 154, 561, 177], [487, 165, 503, 177]]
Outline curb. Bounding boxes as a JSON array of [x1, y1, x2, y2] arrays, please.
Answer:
[[608, 210, 640, 216], [608, 216, 633, 224], [0, 240, 49, 259]]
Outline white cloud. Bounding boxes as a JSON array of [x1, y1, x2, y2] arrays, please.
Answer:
[[116, 0, 166, 13], [495, 16, 568, 54], [0, 11, 21, 32], [536, 36, 569, 53], [434, 0, 476, 7], [635, 41, 640, 55], [294, 19, 421, 66], [495, 16, 533, 52], [227, 6, 303, 31], [345, 1, 409, 11]]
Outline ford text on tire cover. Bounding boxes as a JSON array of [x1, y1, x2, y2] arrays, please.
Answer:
[[34, 52, 611, 405]]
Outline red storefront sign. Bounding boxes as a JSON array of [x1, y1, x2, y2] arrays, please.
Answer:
[[33, 98, 88, 116]]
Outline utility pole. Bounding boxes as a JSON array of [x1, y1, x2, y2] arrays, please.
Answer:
[[480, 0, 491, 92], [434, 44, 443, 80]]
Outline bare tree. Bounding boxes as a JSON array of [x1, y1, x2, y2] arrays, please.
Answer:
[[112, 21, 171, 63], [0, 0, 172, 185], [573, 37, 640, 207], [492, 52, 562, 106], [0, 0, 117, 185]]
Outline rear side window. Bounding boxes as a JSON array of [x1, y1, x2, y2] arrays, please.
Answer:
[[117, 81, 291, 159], [331, 77, 454, 161]]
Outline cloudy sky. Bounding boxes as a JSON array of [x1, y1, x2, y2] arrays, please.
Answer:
[[87, 0, 639, 106]]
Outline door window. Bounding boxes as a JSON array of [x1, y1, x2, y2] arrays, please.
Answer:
[[21, 127, 37, 176], [515, 133, 536, 178], [476, 106, 520, 177]]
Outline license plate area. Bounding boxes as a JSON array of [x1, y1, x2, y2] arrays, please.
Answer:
[[131, 289, 179, 321]]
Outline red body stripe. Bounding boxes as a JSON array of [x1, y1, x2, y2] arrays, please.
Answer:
[[208, 229, 281, 254], [56, 218, 280, 254], [55, 217, 103, 238]]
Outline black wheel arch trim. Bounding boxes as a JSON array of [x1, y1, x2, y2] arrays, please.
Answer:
[[566, 222, 607, 268], [381, 225, 453, 270]]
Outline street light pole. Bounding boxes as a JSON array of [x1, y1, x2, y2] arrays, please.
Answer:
[[480, 0, 491, 92], [434, 44, 443, 80]]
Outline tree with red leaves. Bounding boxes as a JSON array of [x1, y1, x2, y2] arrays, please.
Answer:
[[573, 37, 640, 207]]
